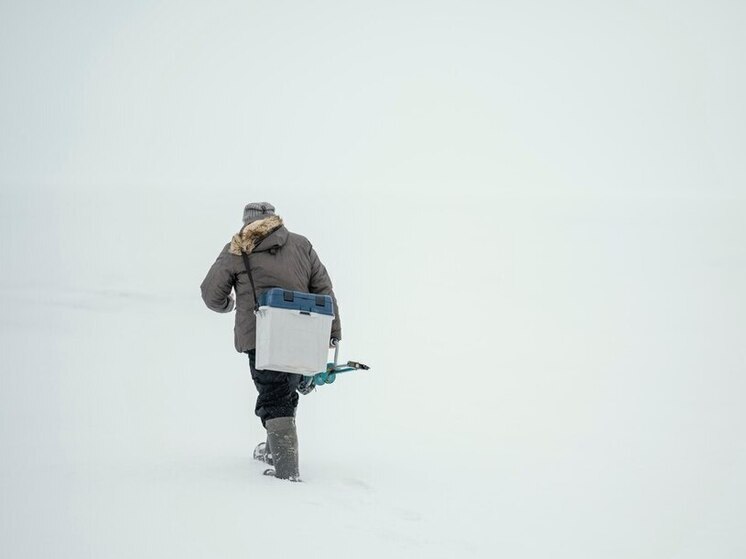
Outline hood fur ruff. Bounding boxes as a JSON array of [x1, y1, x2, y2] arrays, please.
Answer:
[[228, 215, 284, 255]]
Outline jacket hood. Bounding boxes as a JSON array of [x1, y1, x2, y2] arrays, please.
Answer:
[[228, 215, 286, 255]]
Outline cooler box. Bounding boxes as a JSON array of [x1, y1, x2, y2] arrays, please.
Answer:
[[255, 288, 334, 374]]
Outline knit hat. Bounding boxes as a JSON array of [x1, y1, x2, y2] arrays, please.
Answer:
[[243, 202, 276, 224]]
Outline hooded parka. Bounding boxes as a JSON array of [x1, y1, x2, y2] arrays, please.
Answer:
[[200, 216, 341, 352]]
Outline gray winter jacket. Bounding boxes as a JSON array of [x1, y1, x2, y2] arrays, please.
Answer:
[[200, 215, 341, 352]]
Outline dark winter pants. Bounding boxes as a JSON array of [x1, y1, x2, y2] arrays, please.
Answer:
[[246, 350, 301, 426]]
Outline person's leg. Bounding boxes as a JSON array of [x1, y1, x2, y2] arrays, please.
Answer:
[[246, 350, 301, 425], [264, 416, 300, 480], [247, 350, 301, 480]]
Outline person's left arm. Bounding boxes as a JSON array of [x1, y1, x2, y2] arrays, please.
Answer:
[[200, 244, 236, 313]]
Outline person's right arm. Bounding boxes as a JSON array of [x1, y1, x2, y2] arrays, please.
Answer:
[[308, 246, 342, 342]]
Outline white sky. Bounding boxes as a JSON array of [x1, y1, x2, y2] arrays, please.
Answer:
[[1, 1, 744, 198]]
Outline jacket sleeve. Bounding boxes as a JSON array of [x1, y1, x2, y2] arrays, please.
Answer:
[[308, 246, 342, 341], [200, 244, 236, 313]]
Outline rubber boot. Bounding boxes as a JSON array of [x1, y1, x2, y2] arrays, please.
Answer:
[[265, 417, 300, 481], [253, 440, 273, 465]]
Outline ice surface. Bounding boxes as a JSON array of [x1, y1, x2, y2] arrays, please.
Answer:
[[1, 192, 744, 558]]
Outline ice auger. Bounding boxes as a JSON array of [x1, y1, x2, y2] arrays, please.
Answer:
[[310, 340, 371, 386]]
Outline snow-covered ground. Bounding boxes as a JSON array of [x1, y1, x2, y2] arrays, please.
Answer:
[[1, 191, 744, 558]]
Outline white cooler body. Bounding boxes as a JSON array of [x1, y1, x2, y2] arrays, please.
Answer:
[[254, 294, 334, 374]]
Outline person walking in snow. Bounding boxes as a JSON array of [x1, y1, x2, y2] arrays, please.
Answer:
[[200, 202, 341, 481]]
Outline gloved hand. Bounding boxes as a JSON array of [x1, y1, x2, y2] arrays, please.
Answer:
[[297, 375, 315, 395], [330, 337, 339, 349]]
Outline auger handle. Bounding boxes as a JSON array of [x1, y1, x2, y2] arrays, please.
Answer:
[[331, 338, 340, 367]]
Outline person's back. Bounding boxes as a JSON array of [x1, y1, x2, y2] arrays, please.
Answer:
[[200, 202, 341, 481]]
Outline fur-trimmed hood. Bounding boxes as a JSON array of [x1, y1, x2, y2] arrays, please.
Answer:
[[228, 215, 285, 255]]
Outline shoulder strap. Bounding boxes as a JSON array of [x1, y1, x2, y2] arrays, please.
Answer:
[[240, 251, 260, 312]]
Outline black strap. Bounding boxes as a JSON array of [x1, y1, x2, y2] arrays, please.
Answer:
[[239, 223, 285, 312], [241, 251, 260, 312]]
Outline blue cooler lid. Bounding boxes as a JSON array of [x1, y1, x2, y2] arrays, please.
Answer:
[[258, 288, 334, 316]]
